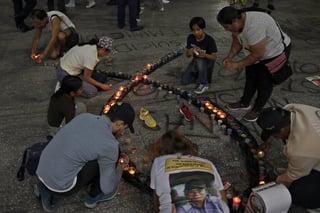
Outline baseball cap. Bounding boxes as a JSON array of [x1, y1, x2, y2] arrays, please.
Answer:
[[97, 36, 116, 54], [184, 179, 206, 191], [106, 102, 135, 133], [257, 107, 289, 141]]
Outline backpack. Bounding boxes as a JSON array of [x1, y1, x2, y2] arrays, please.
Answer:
[[16, 137, 51, 181]]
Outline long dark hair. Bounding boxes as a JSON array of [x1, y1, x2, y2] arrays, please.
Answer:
[[52, 75, 82, 98]]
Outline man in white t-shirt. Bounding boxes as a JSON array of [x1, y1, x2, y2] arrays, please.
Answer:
[[30, 9, 77, 61]]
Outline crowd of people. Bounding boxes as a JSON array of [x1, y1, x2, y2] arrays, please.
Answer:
[[10, 1, 320, 213]]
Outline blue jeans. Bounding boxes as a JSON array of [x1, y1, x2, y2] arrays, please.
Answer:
[[56, 64, 107, 98], [181, 58, 213, 85], [117, 0, 138, 29]]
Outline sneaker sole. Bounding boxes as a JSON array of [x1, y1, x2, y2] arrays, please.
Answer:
[[227, 105, 251, 111], [84, 189, 118, 208], [194, 88, 209, 95], [243, 117, 258, 122]]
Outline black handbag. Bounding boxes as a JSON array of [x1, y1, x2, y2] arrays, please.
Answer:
[[271, 62, 293, 85]]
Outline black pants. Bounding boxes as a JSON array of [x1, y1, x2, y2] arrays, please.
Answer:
[[241, 44, 292, 112], [240, 62, 273, 112], [43, 160, 102, 197], [290, 170, 320, 209], [12, 0, 37, 25], [117, 0, 138, 29], [47, 0, 66, 13]]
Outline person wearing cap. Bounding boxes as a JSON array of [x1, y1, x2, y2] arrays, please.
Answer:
[[149, 130, 229, 213], [34, 102, 136, 212], [176, 179, 228, 213], [257, 103, 320, 210], [56, 36, 115, 98], [31, 9, 77, 61]]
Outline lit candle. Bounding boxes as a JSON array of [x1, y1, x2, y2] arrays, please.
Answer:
[[103, 105, 111, 114], [259, 180, 266, 185], [146, 64, 152, 69], [219, 113, 226, 119], [119, 86, 125, 91], [119, 157, 125, 164], [257, 150, 265, 158], [232, 196, 241, 211], [143, 75, 148, 80], [114, 91, 122, 99], [128, 166, 136, 175]]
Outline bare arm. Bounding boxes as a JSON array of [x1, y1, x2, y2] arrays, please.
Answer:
[[31, 27, 43, 57], [198, 50, 217, 61], [185, 48, 194, 58], [224, 37, 266, 70], [223, 33, 243, 63], [83, 68, 112, 91], [276, 172, 293, 188], [42, 17, 61, 57]]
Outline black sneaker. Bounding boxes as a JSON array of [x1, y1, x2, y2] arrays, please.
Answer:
[[130, 26, 144, 32], [227, 102, 251, 110], [17, 23, 34, 33], [243, 110, 259, 122]]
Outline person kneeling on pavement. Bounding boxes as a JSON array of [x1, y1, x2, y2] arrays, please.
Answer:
[[34, 102, 135, 212], [257, 103, 320, 211]]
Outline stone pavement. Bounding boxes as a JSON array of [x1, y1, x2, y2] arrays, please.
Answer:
[[0, 0, 319, 212]]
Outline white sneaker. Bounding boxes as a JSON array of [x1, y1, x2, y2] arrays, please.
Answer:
[[194, 84, 209, 94], [85, 1, 96, 8], [65, 2, 75, 7], [162, 0, 170, 3]]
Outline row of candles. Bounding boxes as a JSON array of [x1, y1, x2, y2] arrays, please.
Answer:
[[101, 50, 268, 202]]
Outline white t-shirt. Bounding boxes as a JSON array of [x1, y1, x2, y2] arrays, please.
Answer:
[[237, 12, 291, 60], [60, 44, 99, 75], [46, 11, 75, 32], [150, 154, 228, 213], [283, 104, 320, 181]]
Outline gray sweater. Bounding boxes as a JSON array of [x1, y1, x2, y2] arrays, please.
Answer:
[[37, 113, 121, 194]]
